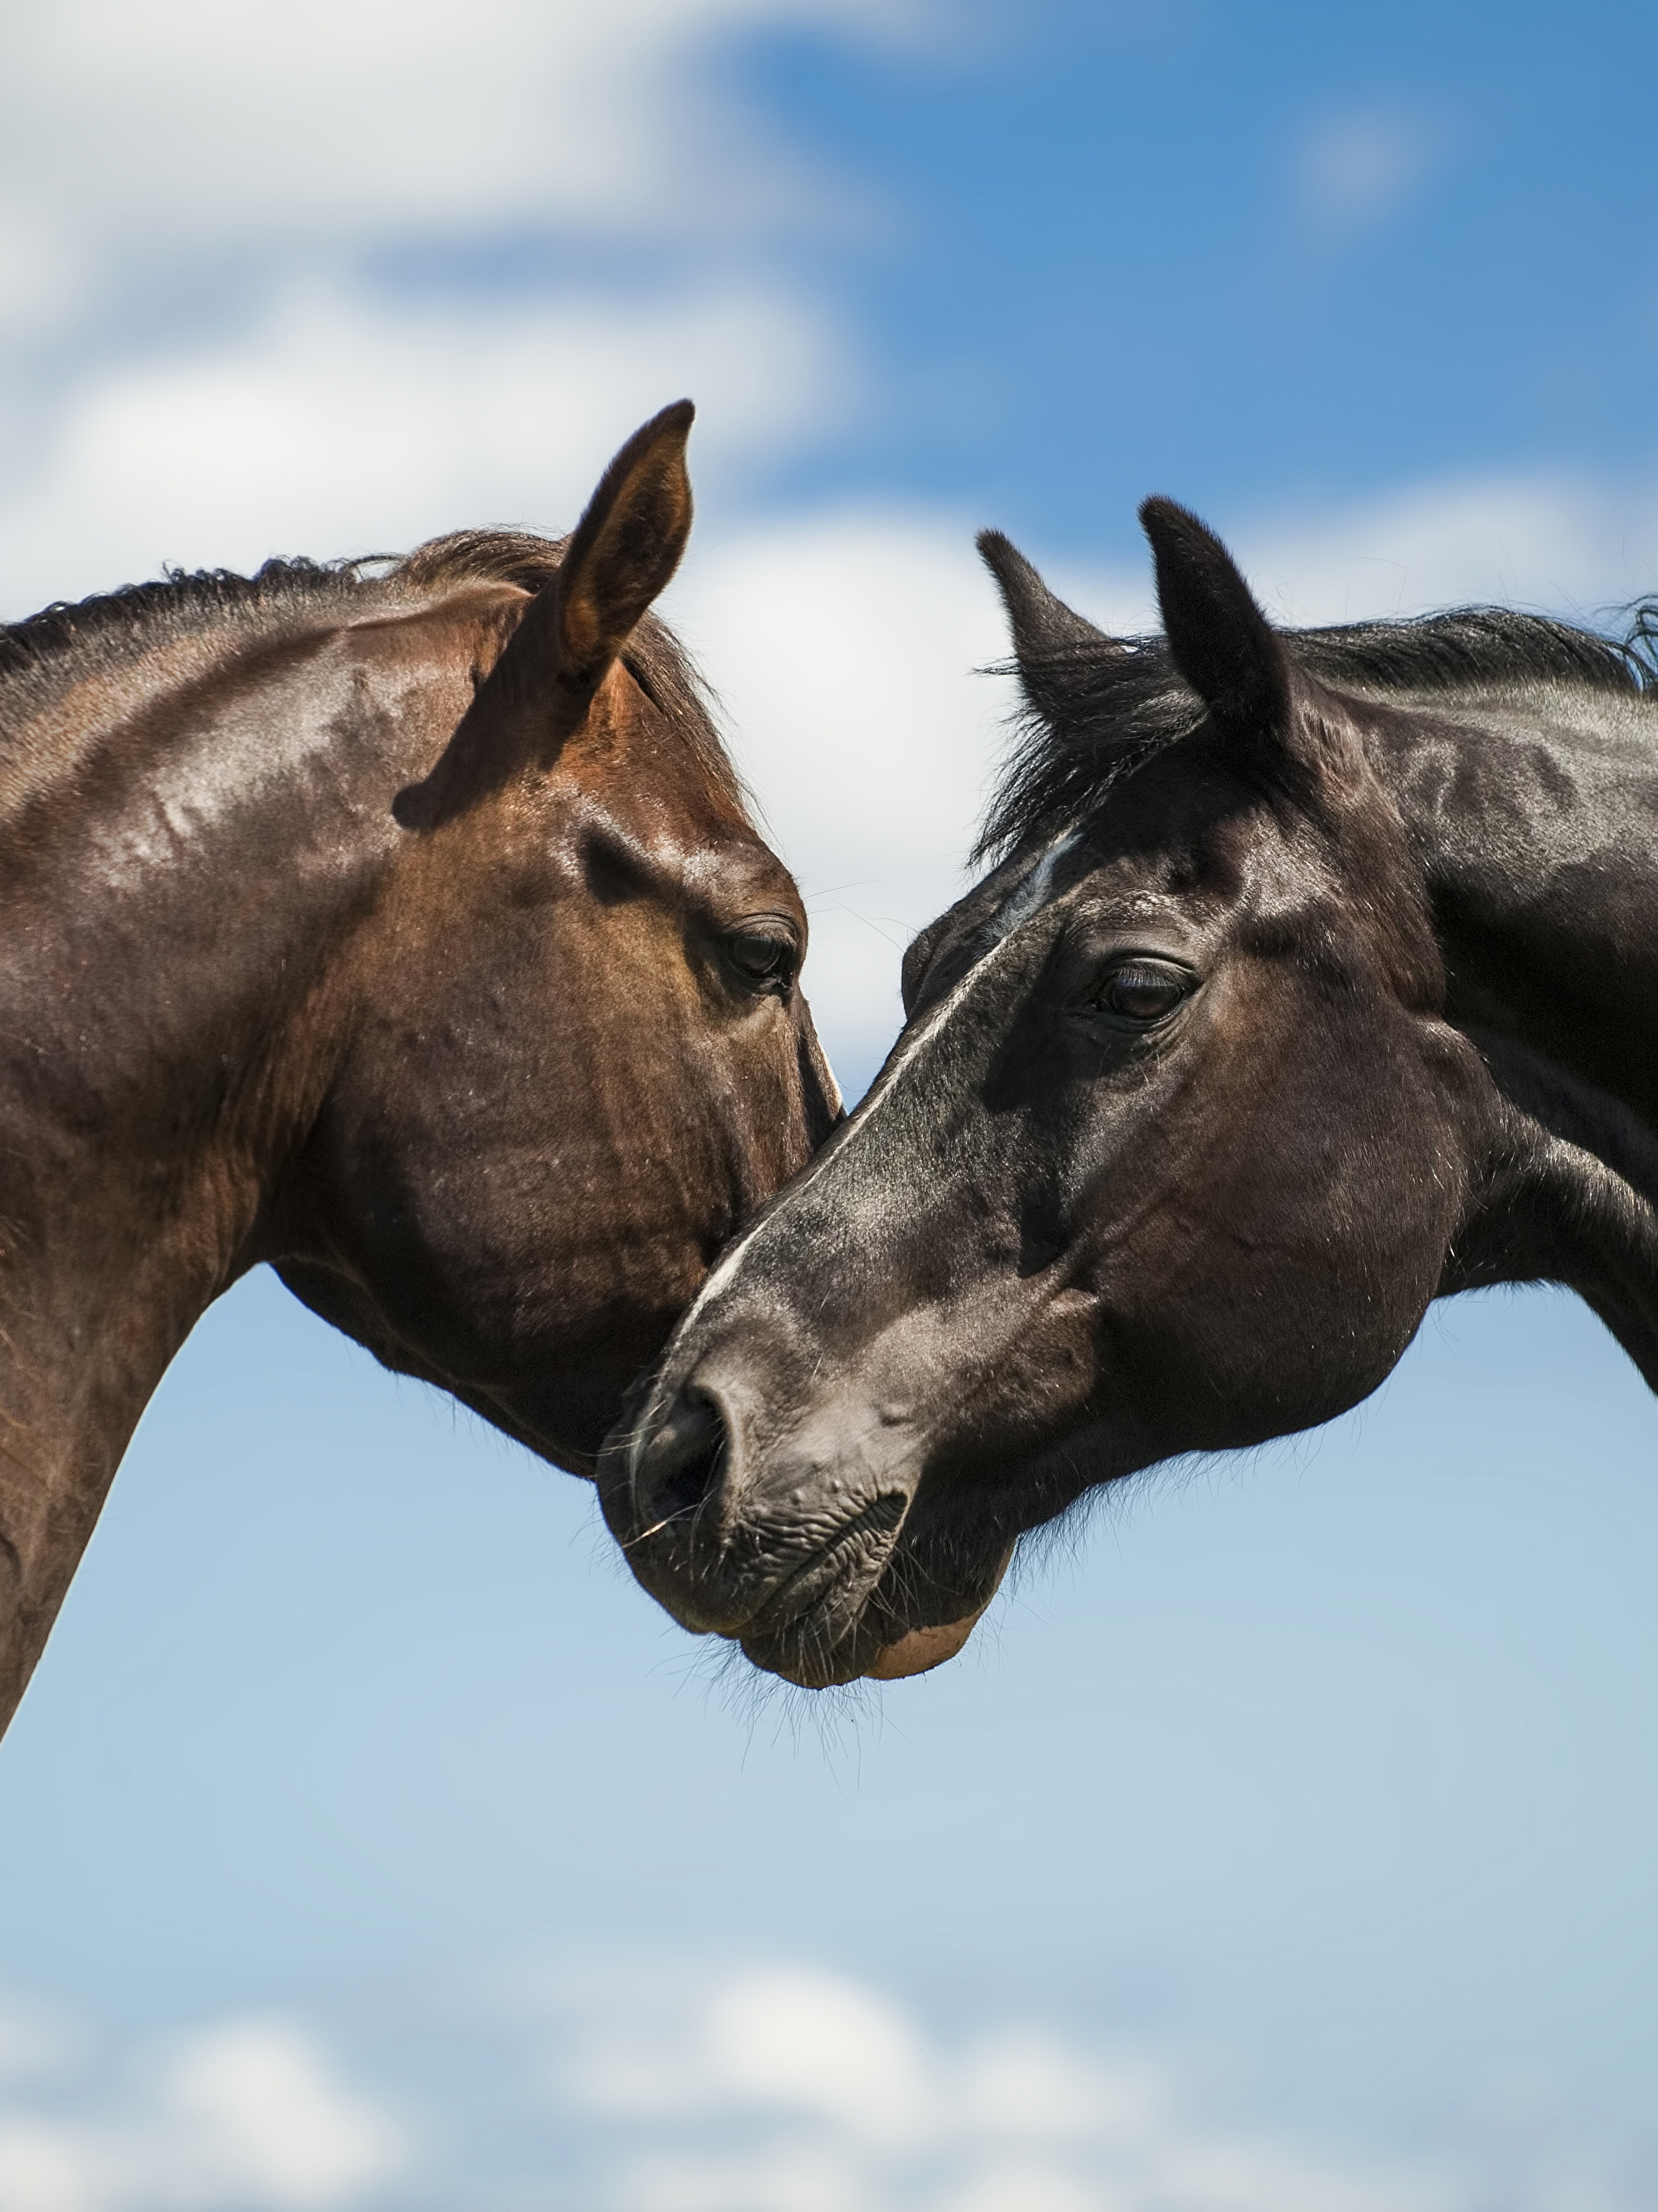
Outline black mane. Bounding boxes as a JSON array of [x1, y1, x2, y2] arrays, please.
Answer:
[[0, 530, 742, 819], [978, 602, 1658, 862]]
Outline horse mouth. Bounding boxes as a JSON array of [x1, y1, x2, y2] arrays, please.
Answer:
[[733, 1491, 908, 1685], [742, 1523, 1018, 1689]]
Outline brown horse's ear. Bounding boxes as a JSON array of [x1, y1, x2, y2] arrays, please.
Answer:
[[1139, 496, 1292, 742], [978, 529, 1119, 723], [495, 398, 696, 736], [397, 403, 696, 824]]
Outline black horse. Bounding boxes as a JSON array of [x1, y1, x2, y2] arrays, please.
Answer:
[[602, 498, 1658, 1687]]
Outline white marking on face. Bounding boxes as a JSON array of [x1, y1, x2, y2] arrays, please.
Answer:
[[983, 829, 1085, 948]]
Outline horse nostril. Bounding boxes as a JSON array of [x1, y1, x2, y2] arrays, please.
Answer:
[[640, 1387, 729, 1525]]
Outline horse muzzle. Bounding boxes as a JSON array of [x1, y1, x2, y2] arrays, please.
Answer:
[[597, 1371, 1007, 1687]]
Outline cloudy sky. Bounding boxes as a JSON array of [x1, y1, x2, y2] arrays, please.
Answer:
[[3, 3, 1657, 2208]]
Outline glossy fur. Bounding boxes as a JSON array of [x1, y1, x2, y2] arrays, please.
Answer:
[[602, 500, 1658, 1688], [0, 404, 838, 1733]]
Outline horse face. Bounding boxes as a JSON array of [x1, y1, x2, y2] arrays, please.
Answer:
[[274, 408, 838, 1474], [597, 503, 1498, 1686]]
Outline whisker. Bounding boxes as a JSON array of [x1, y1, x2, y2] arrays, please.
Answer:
[[619, 1502, 700, 1551]]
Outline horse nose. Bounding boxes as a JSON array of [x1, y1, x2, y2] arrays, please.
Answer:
[[631, 1383, 731, 1532]]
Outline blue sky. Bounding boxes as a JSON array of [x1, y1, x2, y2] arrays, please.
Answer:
[[744, 0, 1658, 525], [2, 5, 1656, 2209]]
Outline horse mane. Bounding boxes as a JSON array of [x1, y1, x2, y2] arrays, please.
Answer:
[[0, 528, 745, 820], [977, 601, 1658, 863]]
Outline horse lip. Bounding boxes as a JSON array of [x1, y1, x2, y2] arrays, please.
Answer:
[[735, 1491, 908, 1641], [742, 1523, 1018, 1688]]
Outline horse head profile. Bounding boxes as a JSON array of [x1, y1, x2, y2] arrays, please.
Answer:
[[0, 404, 838, 1729], [603, 499, 1658, 1687]]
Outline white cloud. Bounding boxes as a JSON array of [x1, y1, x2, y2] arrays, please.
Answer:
[[665, 509, 1014, 1075], [957, 2028, 1158, 2142], [0, 0, 934, 295], [4, 1972, 1632, 2212], [0, 280, 849, 613], [559, 1964, 931, 2146], [535, 1960, 1480, 2212], [0, 2018, 406, 2212], [0, 0, 916, 618], [159, 2025, 402, 2208], [569, 1966, 934, 2143], [1238, 471, 1658, 627], [705, 1970, 933, 2142]]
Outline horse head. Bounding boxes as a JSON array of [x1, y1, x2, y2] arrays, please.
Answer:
[[599, 499, 1658, 1685], [0, 403, 844, 1728]]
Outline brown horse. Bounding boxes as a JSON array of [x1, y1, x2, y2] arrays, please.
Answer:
[[602, 497, 1658, 1689], [0, 402, 838, 1734]]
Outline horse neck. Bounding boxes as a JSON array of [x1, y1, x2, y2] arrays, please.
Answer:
[[1369, 682, 1658, 1156], [0, 602, 481, 1722]]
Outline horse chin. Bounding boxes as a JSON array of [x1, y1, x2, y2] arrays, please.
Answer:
[[864, 1610, 986, 1681], [863, 1536, 1016, 1679]]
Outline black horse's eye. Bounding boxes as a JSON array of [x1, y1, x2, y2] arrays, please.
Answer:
[[727, 929, 797, 990], [1096, 959, 1192, 1024]]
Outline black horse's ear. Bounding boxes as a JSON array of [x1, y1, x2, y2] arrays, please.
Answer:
[[978, 530, 1119, 724], [1139, 497, 1291, 740], [979, 530, 1109, 658]]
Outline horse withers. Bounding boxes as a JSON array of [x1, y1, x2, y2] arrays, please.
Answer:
[[0, 402, 838, 1735], [602, 498, 1658, 1688]]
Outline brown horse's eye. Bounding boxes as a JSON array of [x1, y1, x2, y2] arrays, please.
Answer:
[[1098, 960, 1191, 1024], [727, 929, 797, 991]]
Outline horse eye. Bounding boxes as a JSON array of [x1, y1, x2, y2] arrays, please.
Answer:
[[1098, 961, 1191, 1024], [727, 929, 796, 989]]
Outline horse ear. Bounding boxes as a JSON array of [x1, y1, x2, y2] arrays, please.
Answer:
[[978, 530, 1119, 723], [1139, 497, 1291, 740], [491, 399, 695, 733], [552, 398, 695, 691], [393, 404, 696, 827], [978, 530, 1110, 658]]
